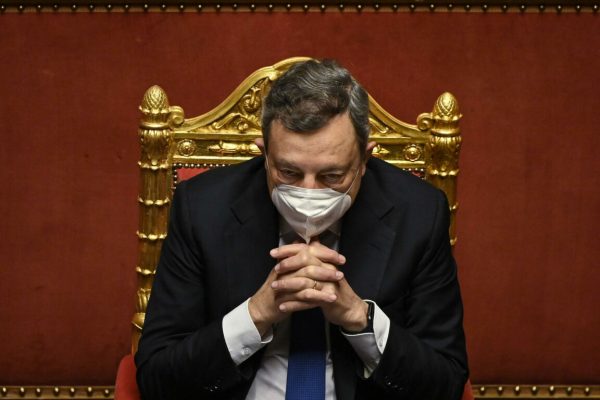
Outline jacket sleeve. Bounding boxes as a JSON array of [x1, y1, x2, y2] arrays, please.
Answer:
[[134, 181, 254, 400], [369, 190, 469, 400]]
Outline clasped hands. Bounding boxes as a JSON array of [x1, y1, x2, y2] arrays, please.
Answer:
[[249, 240, 368, 337]]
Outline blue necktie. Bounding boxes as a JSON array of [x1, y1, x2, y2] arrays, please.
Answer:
[[285, 307, 326, 400]]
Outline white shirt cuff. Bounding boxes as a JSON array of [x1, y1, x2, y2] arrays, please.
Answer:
[[222, 298, 273, 365], [341, 300, 390, 378]]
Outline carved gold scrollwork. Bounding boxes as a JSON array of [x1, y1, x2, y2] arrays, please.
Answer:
[[210, 112, 261, 133], [416, 113, 434, 131], [139, 129, 171, 167], [371, 144, 390, 158], [427, 136, 461, 176], [207, 140, 261, 155], [208, 80, 267, 133], [369, 116, 390, 136], [403, 144, 423, 162], [177, 139, 197, 157], [241, 86, 262, 114], [168, 106, 185, 128]]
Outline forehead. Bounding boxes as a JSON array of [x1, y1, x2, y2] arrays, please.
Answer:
[[268, 114, 359, 170]]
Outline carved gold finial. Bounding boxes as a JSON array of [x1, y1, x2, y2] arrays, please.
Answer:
[[433, 92, 460, 121], [141, 85, 169, 113], [140, 85, 184, 128], [424, 92, 462, 247]]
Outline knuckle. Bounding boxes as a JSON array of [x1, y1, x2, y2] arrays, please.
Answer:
[[300, 253, 310, 265], [321, 283, 336, 293], [279, 259, 289, 270]]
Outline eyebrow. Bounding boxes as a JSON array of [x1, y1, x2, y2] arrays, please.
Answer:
[[273, 159, 353, 173]]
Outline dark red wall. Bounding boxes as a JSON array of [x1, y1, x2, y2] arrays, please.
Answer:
[[0, 11, 598, 384]]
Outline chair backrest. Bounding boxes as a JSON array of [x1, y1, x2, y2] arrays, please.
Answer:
[[132, 57, 462, 352]]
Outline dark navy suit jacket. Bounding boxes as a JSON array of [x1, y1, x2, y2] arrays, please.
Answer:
[[135, 156, 468, 400]]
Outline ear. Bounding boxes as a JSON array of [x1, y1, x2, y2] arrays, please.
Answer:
[[255, 137, 266, 156], [360, 141, 378, 175], [365, 141, 377, 158]]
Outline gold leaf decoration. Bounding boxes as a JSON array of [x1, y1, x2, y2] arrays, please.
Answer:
[[433, 92, 460, 120], [371, 144, 390, 158], [177, 140, 197, 157], [403, 144, 422, 162], [141, 85, 169, 113], [207, 141, 261, 155]]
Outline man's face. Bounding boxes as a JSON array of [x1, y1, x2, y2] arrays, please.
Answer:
[[258, 113, 370, 203]]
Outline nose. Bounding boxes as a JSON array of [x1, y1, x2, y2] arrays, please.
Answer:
[[297, 174, 321, 189]]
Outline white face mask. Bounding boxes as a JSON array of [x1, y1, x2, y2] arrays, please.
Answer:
[[270, 166, 359, 243]]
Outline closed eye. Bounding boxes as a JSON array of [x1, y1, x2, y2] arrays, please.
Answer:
[[279, 169, 301, 180], [320, 173, 345, 185]]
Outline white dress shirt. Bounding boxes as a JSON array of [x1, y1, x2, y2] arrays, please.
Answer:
[[222, 223, 391, 399]]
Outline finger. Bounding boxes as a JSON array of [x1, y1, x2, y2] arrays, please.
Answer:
[[271, 276, 316, 292], [277, 301, 318, 313], [276, 255, 342, 275], [274, 250, 345, 275], [276, 252, 321, 274], [276, 288, 337, 305], [270, 243, 308, 259], [272, 243, 346, 265], [277, 265, 343, 282], [308, 241, 347, 265], [316, 281, 338, 295]]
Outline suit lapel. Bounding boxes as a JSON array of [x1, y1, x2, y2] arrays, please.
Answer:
[[339, 168, 396, 301], [334, 167, 398, 400], [224, 166, 280, 310]]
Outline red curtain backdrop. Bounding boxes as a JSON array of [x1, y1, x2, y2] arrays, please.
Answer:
[[0, 11, 598, 384]]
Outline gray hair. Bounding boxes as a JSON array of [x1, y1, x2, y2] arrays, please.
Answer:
[[261, 59, 370, 158]]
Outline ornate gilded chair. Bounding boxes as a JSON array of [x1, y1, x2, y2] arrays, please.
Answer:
[[115, 57, 469, 400]]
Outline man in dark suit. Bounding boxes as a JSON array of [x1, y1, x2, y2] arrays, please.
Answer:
[[135, 60, 468, 400]]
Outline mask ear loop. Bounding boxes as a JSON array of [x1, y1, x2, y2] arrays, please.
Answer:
[[343, 166, 361, 195]]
